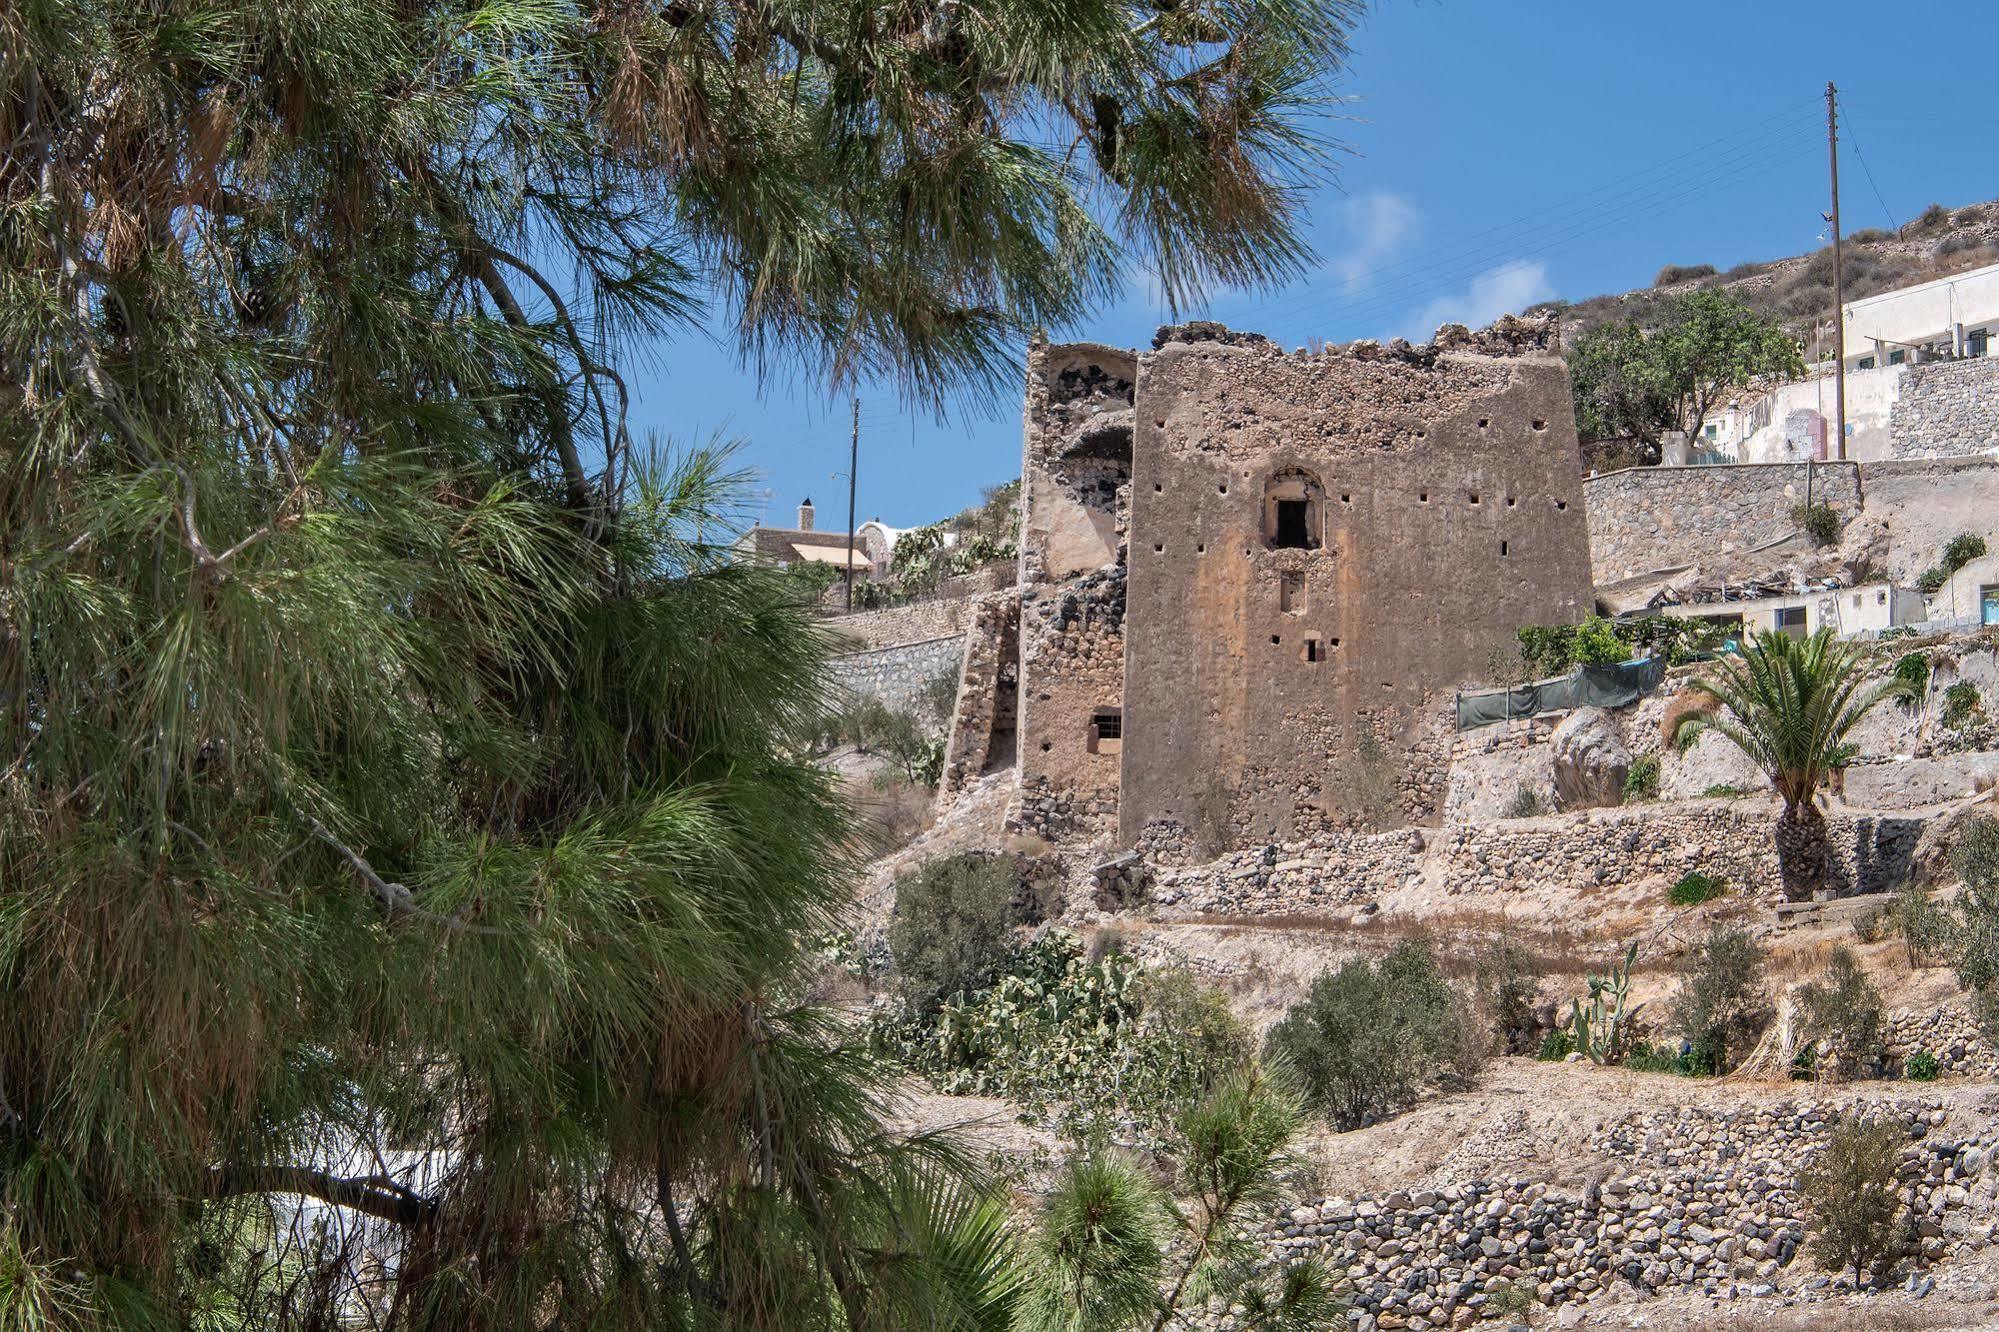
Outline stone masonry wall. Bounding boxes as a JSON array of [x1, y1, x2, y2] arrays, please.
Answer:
[[1149, 802, 1924, 914], [1269, 1101, 1994, 1330], [1890, 357, 1999, 459], [1015, 340, 1135, 846], [825, 597, 975, 651], [1583, 462, 1863, 586], [1119, 317, 1593, 852], [937, 590, 1019, 806], [825, 635, 965, 721]]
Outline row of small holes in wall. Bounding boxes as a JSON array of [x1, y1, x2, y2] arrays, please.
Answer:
[[1149, 484, 1567, 512]]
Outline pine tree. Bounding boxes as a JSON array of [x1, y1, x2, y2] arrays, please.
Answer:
[[0, 0, 1357, 1324]]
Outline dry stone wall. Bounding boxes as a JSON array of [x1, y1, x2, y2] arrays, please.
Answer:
[[825, 635, 965, 721], [1148, 802, 1924, 914], [826, 597, 975, 650], [1265, 1101, 1995, 1330], [1890, 357, 1999, 459], [1583, 462, 1862, 586]]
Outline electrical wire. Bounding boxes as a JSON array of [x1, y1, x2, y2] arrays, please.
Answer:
[[1839, 107, 1900, 233]]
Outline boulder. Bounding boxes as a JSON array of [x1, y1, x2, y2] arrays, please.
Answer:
[[1551, 708, 1631, 810]]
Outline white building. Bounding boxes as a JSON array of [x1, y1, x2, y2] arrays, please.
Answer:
[[1680, 260, 1999, 465], [1656, 582, 1927, 641], [1844, 261, 1999, 372]]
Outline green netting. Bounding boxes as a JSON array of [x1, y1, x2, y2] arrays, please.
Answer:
[[1456, 656, 1667, 730]]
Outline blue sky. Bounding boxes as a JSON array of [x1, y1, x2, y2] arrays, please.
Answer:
[[628, 0, 1999, 533]]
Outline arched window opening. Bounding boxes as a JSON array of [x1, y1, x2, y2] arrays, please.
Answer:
[[1262, 469, 1324, 551]]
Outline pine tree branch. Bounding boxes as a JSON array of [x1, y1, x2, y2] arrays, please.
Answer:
[[205, 1165, 438, 1229], [306, 817, 508, 936]]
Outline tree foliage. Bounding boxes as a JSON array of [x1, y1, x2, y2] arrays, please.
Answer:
[[1798, 1118, 1908, 1287], [1263, 941, 1482, 1130], [0, 0, 1363, 1323], [1570, 290, 1803, 446], [1678, 629, 1909, 898]]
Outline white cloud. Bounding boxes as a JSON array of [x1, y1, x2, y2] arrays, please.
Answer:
[[1329, 191, 1419, 292], [1405, 260, 1555, 339]]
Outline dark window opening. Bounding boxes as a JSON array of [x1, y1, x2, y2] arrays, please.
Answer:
[[1500, 540, 1509, 556], [1087, 709, 1122, 754], [1273, 499, 1310, 548], [1303, 638, 1324, 663], [1280, 571, 1305, 614], [1263, 469, 1324, 550]]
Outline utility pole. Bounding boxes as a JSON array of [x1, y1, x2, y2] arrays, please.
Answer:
[[845, 396, 860, 612], [1827, 81, 1848, 462]]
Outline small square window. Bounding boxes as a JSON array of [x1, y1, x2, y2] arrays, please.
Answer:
[[1088, 708, 1122, 754]]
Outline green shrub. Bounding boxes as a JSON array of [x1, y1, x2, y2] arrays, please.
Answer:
[[1654, 263, 1718, 286], [1503, 786, 1542, 819], [1942, 682, 1984, 731], [1888, 881, 1955, 967], [1793, 502, 1841, 547], [1905, 1049, 1940, 1082], [1943, 532, 1988, 573], [1571, 616, 1629, 666], [1474, 936, 1541, 1054], [1798, 946, 1883, 1077], [1918, 566, 1947, 595], [1668, 871, 1726, 906], [1667, 926, 1765, 1073], [882, 932, 1249, 1134], [1536, 1028, 1576, 1061], [888, 854, 1018, 1010], [1798, 1117, 1908, 1287], [1264, 941, 1483, 1130], [1949, 816, 1999, 1029], [1623, 753, 1660, 800], [1701, 784, 1744, 799], [1892, 652, 1929, 708]]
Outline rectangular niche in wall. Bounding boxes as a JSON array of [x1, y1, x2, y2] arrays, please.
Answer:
[[1279, 571, 1306, 614]]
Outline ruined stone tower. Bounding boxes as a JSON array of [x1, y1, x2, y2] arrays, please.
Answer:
[[1010, 317, 1594, 855]]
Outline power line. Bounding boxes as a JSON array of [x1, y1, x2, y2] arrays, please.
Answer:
[[1838, 106, 1901, 233], [1274, 110, 1824, 313], [1255, 126, 1824, 335]]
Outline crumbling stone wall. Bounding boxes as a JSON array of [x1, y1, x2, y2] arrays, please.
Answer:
[[1890, 357, 1999, 459], [1147, 802, 1924, 914], [936, 589, 1019, 807], [1013, 340, 1135, 846], [1583, 462, 1862, 586], [1118, 318, 1593, 852]]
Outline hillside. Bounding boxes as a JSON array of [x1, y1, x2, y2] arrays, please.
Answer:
[[1533, 198, 1999, 342]]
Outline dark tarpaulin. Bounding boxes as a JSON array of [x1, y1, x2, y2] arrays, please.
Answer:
[[1456, 656, 1667, 730]]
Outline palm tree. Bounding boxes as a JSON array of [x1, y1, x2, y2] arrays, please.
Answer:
[[1679, 628, 1910, 900]]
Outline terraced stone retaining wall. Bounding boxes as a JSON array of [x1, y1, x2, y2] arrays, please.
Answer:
[[1267, 1101, 1994, 1330]]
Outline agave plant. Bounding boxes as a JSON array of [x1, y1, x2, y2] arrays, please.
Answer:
[[1677, 628, 1911, 900]]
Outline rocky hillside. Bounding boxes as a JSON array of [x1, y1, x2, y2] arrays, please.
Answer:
[[1534, 198, 1999, 341]]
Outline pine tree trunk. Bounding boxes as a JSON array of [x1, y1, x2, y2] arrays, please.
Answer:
[[1775, 802, 1832, 901]]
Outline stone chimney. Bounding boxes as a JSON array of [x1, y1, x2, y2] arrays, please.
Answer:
[[797, 497, 814, 531]]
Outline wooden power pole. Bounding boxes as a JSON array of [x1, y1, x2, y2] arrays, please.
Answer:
[[1827, 81, 1848, 462], [845, 396, 860, 612]]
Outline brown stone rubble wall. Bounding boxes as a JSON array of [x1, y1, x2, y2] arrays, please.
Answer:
[[1149, 802, 1924, 914], [936, 589, 1019, 806], [1014, 339, 1136, 846]]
